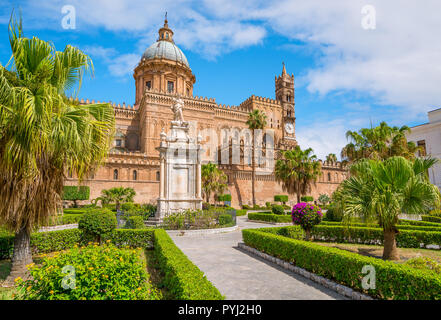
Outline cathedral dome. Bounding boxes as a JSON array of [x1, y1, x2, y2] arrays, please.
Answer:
[[142, 40, 189, 68]]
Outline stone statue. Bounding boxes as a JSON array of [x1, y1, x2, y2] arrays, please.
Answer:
[[171, 97, 185, 124]]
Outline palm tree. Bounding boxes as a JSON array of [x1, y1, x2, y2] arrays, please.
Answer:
[[337, 156, 440, 260], [201, 163, 227, 204], [275, 146, 322, 203], [100, 187, 136, 211], [0, 14, 115, 284], [246, 109, 267, 206], [325, 153, 337, 165], [341, 122, 421, 163]]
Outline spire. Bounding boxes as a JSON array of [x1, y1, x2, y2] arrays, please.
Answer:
[[158, 12, 174, 42], [282, 62, 287, 76]]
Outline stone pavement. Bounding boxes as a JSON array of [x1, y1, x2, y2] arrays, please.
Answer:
[[168, 216, 347, 300]]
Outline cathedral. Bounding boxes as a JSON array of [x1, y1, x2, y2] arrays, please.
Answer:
[[65, 18, 348, 207]]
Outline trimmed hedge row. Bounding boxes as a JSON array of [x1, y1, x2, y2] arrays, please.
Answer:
[[422, 215, 441, 223], [236, 209, 247, 216], [152, 229, 224, 300], [320, 221, 441, 232], [0, 228, 156, 259], [248, 213, 292, 223], [400, 219, 441, 227], [62, 186, 90, 201], [63, 208, 89, 215], [312, 225, 441, 248], [242, 227, 441, 300]]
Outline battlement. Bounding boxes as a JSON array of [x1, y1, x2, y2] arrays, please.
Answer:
[[107, 151, 160, 166], [318, 159, 348, 169], [69, 97, 138, 120]]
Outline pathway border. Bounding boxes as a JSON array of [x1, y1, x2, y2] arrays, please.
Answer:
[[238, 242, 373, 300], [166, 225, 239, 236]]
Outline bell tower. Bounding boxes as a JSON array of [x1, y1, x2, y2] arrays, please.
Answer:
[[275, 62, 296, 147]]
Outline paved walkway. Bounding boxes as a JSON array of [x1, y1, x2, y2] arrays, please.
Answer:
[[168, 216, 346, 300]]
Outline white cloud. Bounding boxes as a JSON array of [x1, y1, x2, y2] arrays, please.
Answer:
[[108, 53, 139, 77]]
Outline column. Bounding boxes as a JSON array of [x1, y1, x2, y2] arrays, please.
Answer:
[[196, 152, 201, 199], [160, 154, 165, 199]]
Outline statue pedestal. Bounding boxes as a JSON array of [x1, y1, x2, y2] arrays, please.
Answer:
[[152, 121, 203, 224]]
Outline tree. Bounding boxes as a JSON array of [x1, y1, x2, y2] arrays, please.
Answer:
[[201, 163, 227, 203], [62, 186, 90, 208], [275, 146, 322, 203], [0, 13, 115, 284], [325, 153, 337, 164], [246, 109, 267, 206], [337, 156, 440, 260], [99, 187, 136, 211], [341, 121, 421, 163], [318, 194, 330, 205]]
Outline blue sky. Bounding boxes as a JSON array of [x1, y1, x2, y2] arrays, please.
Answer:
[[1, 0, 440, 160]]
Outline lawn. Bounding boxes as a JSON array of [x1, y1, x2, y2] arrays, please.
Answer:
[[0, 259, 14, 300]]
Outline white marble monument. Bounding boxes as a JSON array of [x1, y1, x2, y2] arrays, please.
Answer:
[[152, 97, 203, 223]]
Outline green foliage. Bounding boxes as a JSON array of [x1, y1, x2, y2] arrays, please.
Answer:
[[311, 224, 441, 248], [218, 214, 233, 226], [242, 205, 251, 210], [399, 219, 441, 227], [124, 216, 145, 229], [275, 146, 322, 203], [429, 209, 441, 217], [78, 209, 117, 242], [248, 213, 292, 223], [15, 243, 160, 300], [300, 196, 314, 202], [422, 215, 441, 223], [291, 203, 323, 233], [404, 257, 441, 275], [271, 205, 285, 215], [274, 195, 288, 203], [121, 202, 138, 212], [236, 209, 247, 216], [163, 210, 216, 230], [63, 208, 89, 215], [62, 186, 90, 201], [321, 220, 441, 232], [242, 227, 441, 299], [152, 229, 224, 300], [99, 188, 136, 211], [318, 194, 330, 205], [201, 163, 227, 203], [265, 202, 272, 209], [323, 205, 343, 222], [217, 194, 232, 202]]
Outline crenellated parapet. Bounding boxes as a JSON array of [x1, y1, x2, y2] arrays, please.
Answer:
[[69, 97, 138, 120], [318, 159, 348, 170], [107, 151, 160, 166]]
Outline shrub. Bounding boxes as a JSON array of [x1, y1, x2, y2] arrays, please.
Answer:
[[271, 205, 285, 215], [121, 202, 138, 212], [242, 205, 251, 210], [321, 221, 441, 232], [63, 208, 89, 215], [422, 215, 441, 223], [404, 257, 441, 275], [318, 194, 330, 205], [15, 242, 161, 300], [291, 203, 323, 239], [124, 216, 145, 229], [248, 213, 292, 223], [142, 203, 157, 219], [153, 229, 224, 299], [78, 209, 117, 242], [429, 209, 441, 217], [102, 203, 117, 212], [311, 224, 441, 248], [265, 202, 272, 209], [62, 186, 90, 207], [217, 194, 232, 202], [324, 206, 343, 222], [399, 219, 441, 227], [202, 202, 211, 210], [236, 209, 247, 216], [300, 196, 314, 202], [274, 195, 288, 204], [242, 227, 441, 300], [218, 214, 233, 226]]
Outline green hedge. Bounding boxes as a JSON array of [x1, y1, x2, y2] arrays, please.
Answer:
[[422, 215, 441, 223], [152, 229, 224, 300], [320, 221, 441, 232], [274, 195, 288, 203], [271, 204, 285, 215], [248, 213, 292, 223], [63, 208, 89, 215], [62, 186, 90, 201], [312, 225, 441, 248], [0, 228, 156, 259], [399, 219, 441, 227], [236, 209, 247, 216], [124, 216, 145, 229], [242, 227, 441, 300], [300, 196, 314, 202], [217, 194, 232, 202]]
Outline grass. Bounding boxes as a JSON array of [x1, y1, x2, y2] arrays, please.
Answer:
[[314, 241, 441, 263], [0, 259, 14, 300]]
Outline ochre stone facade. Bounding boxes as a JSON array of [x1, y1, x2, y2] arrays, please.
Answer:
[[65, 19, 348, 207]]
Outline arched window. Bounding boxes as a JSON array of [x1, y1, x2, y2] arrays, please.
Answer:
[[113, 169, 119, 180], [133, 170, 137, 181], [156, 171, 160, 181], [328, 172, 331, 182]]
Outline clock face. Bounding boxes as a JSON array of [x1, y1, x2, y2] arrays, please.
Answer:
[[285, 122, 294, 134]]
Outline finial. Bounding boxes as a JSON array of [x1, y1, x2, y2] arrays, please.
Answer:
[[164, 12, 168, 26], [282, 61, 287, 76]]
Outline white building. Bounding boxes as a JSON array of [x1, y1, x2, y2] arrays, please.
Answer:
[[407, 108, 441, 191]]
